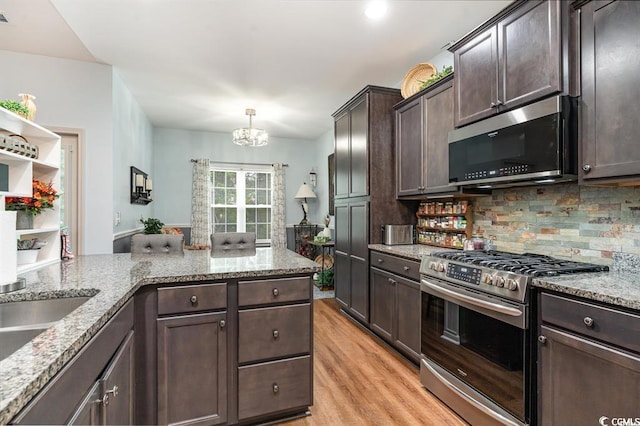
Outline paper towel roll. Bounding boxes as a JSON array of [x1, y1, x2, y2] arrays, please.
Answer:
[[0, 210, 18, 285]]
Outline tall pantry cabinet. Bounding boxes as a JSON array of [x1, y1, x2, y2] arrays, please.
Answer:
[[332, 86, 414, 324]]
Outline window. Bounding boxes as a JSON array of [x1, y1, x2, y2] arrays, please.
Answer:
[[211, 165, 272, 244]]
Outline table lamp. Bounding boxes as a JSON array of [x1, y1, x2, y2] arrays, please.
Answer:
[[295, 182, 316, 225]]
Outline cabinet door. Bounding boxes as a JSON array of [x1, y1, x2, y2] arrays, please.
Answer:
[[454, 26, 498, 127], [349, 95, 369, 198], [334, 110, 350, 199], [350, 256, 369, 324], [394, 277, 420, 363], [334, 250, 351, 310], [538, 325, 640, 425], [396, 97, 424, 197], [334, 203, 349, 254], [350, 201, 369, 259], [100, 331, 135, 425], [369, 267, 394, 341], [580, 0, 640, 183], [157, 312, 227, 426], [498, 0, 562, 111], [424, 84, 455, 194], [67, 382, 100, 426]]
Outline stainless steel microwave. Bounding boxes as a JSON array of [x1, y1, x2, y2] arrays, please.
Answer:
[[448, 95, 578, 188]]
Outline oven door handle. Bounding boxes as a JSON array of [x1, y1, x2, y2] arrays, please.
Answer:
[[421, 279, 522, 317]]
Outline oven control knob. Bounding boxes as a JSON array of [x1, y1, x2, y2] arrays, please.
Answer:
[[483, 274, 494, 285], [507, 279, 519, 291], [436, 262, 446, 272], [494, 276, 505, 287]]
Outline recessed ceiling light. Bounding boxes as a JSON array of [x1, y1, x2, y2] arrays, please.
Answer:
[[365, 1, 387, 20]]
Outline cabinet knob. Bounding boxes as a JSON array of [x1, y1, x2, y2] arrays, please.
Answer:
[[190, 295, 198, 305], [583, 317, 594, 328], [495, 99, 503, 106], [388, 278, 396, 285], [273, 329, 279, 339], [272, 383, 280, 394], [219, 320, 226, 328], [538, 335, 547, 344], [272, 288, 279, 297], [582, 164, 592, 173], [403, 266, 410, 271], [377, 258, 384, 263], [101, 386, 119, 406]]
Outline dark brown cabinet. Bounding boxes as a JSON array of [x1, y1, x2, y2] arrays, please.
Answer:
[[578, 0, 640, 185], [12, 301, 135, 425], [369, 251, 421, 363], [451, 0, 564, 127], [334, 200, 370, 324], [395, 77, 455, 197], [537, 292, 640, 424]]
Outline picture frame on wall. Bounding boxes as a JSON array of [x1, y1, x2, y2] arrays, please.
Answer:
[[328, 153, 335, 215]]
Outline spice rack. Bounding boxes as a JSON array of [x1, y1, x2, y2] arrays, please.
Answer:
[[416, 200, 473, 249]]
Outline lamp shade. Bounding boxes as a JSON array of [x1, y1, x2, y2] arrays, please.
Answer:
[[295, 182, 316, 199]]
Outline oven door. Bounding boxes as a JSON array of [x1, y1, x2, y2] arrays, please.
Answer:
[[420, 276, 530, 426]]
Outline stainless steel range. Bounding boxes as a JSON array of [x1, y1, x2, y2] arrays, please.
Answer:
[[419, 250, 608, 426]]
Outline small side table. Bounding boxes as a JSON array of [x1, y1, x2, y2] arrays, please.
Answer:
[[306, 240, 335, 290]]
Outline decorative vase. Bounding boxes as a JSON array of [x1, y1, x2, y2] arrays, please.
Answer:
[[16, 210, 34, 230], [322, 226, 332, 239], [18, 93, 37, 121]]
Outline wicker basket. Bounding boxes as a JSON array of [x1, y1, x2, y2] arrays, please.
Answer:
[[400, 62, 437, 99]]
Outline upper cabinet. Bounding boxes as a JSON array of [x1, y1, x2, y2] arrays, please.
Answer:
[[0, 107, 61, 273], [451, 0, 566, 128], [578, 0, 640, 185], [395, 76, 456, 197]]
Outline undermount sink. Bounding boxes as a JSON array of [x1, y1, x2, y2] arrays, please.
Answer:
[[0, 296, 92, 361]]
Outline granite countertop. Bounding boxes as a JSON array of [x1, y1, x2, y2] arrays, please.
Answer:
[[369, 244, 640, 312], [0, 248, 320, 425]]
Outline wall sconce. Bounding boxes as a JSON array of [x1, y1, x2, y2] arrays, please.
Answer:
[[309, 168, 317, 188], [131, 166, 153, 205]]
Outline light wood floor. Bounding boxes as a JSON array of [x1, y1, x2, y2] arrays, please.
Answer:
[[281, 299, 467, 426]]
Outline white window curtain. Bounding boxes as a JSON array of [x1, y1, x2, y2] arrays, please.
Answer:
[[271, 163, 286, 248], [191, 158, 211, 247]]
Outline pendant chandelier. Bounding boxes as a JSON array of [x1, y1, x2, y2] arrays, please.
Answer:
[[233, 108, 268, 147]]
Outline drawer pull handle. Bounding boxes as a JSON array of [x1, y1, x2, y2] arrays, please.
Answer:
[[272, 288, 279, 297], [101, 385, 119, 406], [403, 266, 410, 271], [273, 329, 279, 339], [220, 320, 226, 328], [273, 383, 279, 394], [190, 295, 198, 305], [583, 317, 594, 328]]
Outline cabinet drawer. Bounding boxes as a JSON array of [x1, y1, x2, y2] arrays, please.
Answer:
[[157, 283, 226, 316], [370, 251, 420, 281], [238, 276, 310, 307], [238, 355, 312, 421], [238, 303, 311, 363], [540, 293, 640, 353]]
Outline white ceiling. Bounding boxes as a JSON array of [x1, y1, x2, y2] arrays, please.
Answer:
[[0, 0, 511, 141]]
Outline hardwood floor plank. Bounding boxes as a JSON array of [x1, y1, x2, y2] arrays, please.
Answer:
[[281, 299, 467, 426]]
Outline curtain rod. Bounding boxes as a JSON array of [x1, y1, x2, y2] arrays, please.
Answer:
[[190, 159, 288, 167]]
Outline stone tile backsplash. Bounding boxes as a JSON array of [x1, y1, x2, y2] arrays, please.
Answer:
[[472, 183, 640, 270]]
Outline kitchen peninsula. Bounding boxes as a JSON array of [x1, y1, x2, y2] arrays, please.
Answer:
[[0, 248, 320, 425]]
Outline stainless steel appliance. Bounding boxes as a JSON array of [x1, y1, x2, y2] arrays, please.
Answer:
[[381, 224, 414, 245], [419, 250, 608, 426], [448, 95, 578, 189]]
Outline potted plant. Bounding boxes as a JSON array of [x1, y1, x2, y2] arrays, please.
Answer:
[[5, 180, 60, 229], [17, 238, 46, 265], [0, 100, 30, 118], [140, 217, 164, 234]]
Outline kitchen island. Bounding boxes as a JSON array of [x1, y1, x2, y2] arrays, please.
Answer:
[[0, 248, 320, 425]]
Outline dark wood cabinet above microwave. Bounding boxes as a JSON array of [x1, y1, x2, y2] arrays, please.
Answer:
[[449, 0, 575, 128]]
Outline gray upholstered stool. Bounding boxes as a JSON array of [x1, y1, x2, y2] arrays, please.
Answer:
[[131, 234, 185, 254], [210, 232, 256, 256]]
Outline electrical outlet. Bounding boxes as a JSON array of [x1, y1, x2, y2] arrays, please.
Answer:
[[115, 211, 121, 226]]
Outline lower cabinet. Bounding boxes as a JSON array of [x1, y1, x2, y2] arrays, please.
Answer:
[[11, 300, 135, 425], [369, 251, 421, 363], [537, 292, 640, 424]]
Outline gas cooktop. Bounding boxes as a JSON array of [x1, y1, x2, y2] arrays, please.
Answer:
[[420, 250, 609, 303]]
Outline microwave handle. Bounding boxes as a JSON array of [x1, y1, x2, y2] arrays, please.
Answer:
[[421, 279, 522, 318]]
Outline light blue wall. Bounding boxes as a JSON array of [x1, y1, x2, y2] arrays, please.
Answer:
[[151, 128, 329, 230], [112, 72, 154, 235]]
